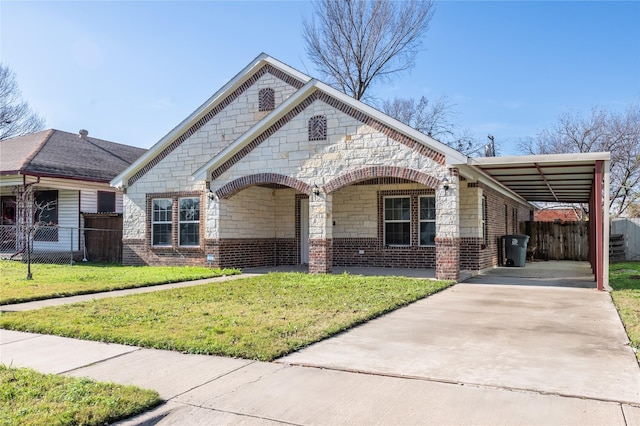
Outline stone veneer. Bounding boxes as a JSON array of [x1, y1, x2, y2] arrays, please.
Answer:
[[120, 58, 533, 280]]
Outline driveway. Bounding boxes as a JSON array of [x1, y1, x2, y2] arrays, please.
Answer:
[[279, 261, 640, 404]]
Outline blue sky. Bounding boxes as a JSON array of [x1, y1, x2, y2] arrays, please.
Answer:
[[1, 1, 638, 156]]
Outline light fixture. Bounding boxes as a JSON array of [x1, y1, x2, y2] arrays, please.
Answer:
[[313, 184, 320, 196], [442, 177, 450, 191]]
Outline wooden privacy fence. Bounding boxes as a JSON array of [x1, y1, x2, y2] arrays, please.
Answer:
[[528, 221, 589, 261], [83, 214, 123, 263]]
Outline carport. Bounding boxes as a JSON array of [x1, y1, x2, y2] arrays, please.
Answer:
[[464, 152, 611, 290]]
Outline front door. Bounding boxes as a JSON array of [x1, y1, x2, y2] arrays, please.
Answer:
[[300, 198, 309, 264]]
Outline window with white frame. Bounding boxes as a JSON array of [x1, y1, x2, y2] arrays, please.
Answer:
[[152, 198, 172, 246], [419, 196, 436, 246], [178, 197, 200, 246], [384, 196, 411, 246]]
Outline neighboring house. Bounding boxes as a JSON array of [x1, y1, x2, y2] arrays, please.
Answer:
[[534, 207, 584, 223], [112, 53, 536, 281], [0, 129, 146, 258]]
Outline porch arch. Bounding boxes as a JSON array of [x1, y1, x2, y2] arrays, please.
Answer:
[[323, 166, 441, 194], [215, 173, 311, 199]]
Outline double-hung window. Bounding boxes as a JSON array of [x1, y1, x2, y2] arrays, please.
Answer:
[[178, 197, 200, 246], [384, 197, 411, 246], [152, 198, 172, 246], [419, 196, 436, 246]]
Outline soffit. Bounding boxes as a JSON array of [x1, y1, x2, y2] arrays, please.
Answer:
[[467, 152, 610, 203]]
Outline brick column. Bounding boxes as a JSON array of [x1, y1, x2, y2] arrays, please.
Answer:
[[436, 168, 460, 281], [435, 237, 460, 280], [309, 192, 332, 274]]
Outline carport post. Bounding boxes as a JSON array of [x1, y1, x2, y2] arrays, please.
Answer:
[[594, 160, 604, 291]]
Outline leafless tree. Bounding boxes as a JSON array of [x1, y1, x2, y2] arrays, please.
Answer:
[[0, 64, 45, 141], [518, 104, 640, 217], [303, 0, 434, 101], [381, 95, 484, 156]]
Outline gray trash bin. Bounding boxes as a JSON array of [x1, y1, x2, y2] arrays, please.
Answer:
[[502, 234, 530, 267]]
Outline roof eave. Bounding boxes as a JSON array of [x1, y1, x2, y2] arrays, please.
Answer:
[[192, 80, 319, 181], [112, 54, 312, 188], [312, 81, 468, 165]]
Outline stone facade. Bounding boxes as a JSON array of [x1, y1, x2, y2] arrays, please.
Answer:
[[118, 55, 532, 281]]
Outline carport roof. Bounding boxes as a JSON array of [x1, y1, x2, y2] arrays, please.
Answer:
[[466, 152, 610, 203]]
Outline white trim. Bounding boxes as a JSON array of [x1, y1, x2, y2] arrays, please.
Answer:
[[418, 195, 436, 247], [383, 195, 412, 247], [192, 78, 469, 182], [192, 81, 318, 181], [151, 198, 172, 247], [111, 53, 312, 188], [467, 151, 611, 167]]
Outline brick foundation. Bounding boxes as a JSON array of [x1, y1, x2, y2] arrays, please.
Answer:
[[333, 238, 435, 268], [459, 237, 482, 270], [435, 237, 460, 280], [309, 238, 332, 273], [123, 237, 299, 269]]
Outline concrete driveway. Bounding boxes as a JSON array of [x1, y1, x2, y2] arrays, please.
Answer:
[[279, 261, 640, 404]]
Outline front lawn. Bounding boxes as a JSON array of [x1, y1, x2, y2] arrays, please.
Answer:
[[0, 365, 161, 426], [0, 261, 239, 305], [610, 261, 640, 360], [0, 273, 452, 361]]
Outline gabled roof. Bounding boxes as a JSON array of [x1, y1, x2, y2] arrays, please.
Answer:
[[192, 78, 467, 181], [113, 53, 468, 188], [111, 53, 312, 188], [0, 129, 147, 183]]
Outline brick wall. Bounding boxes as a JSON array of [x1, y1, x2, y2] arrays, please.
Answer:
[[309, 238, 332, 273], [333, 238, 436, 268], [478, 184, 532, 269]]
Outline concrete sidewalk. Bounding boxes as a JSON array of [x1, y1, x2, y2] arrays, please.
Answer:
[[2, 263, 639, 424], [2, 329, 638, 425]]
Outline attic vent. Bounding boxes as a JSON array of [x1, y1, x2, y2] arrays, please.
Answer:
[[79, 129, 89, 139]]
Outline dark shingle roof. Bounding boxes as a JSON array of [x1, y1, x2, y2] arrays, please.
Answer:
[[0, 129, 147, 182]]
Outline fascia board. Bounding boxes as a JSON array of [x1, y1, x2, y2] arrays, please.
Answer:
[[192, 80, 319, 181], [312, 81, 469, 165], [111, 53, 312, 188], [457, 164, 534, 208], [468, 151, 611, 167]]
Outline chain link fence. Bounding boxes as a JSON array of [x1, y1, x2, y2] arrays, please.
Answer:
[[0, 224, 122, 270]]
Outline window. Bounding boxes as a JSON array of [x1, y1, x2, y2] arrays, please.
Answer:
[[97, 191, 116, 213], [34, 190, 58, 241], [419, 196, 436, 246], [384, 197, 410, 246], [152, 198, 172, 246], [178, 197, 200, 246], [308, 115, 327, 141], [258, 88, 275, 111]]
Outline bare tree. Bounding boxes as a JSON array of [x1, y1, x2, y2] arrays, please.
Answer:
[[303, 0, 434, 101], [381, 95, 484, 156], [0, 64, 45, 141], [518, 104, 640, 217]]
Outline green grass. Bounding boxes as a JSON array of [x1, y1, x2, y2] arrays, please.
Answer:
[[609, 261, 640, 360], [0, 273, 452, 361], [0, 261, 240, 305], [0, 365, 161, 426]]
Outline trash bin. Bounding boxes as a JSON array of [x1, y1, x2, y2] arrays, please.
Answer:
[[502, 234, 530, 267]]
